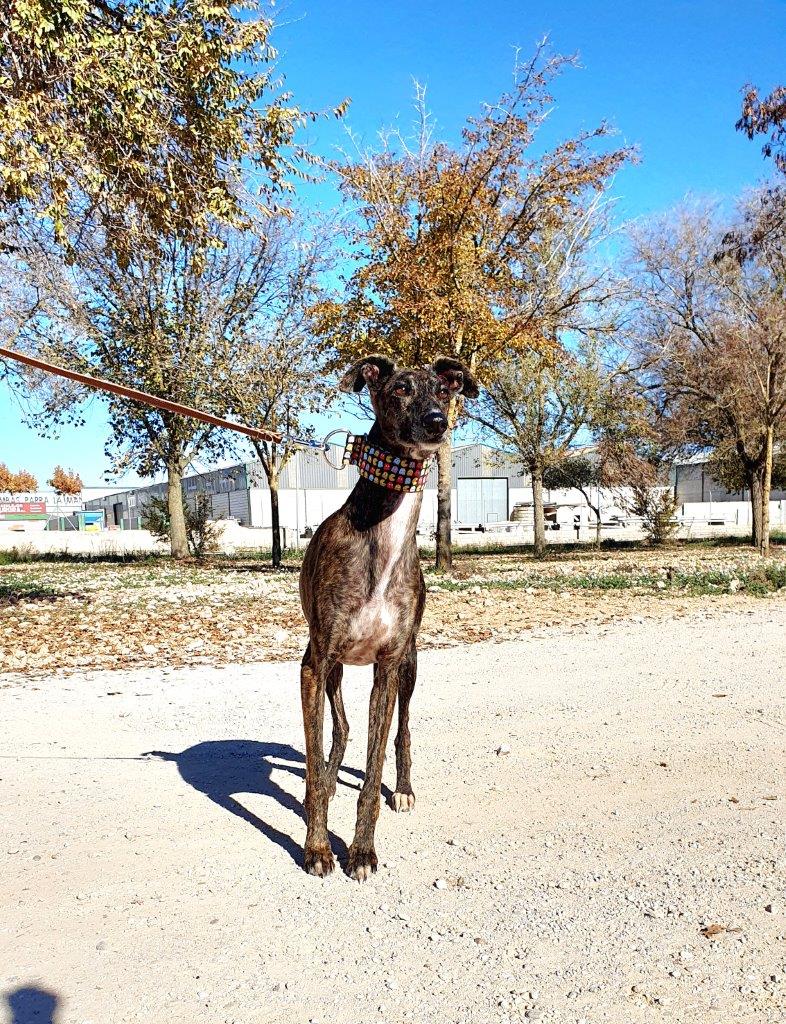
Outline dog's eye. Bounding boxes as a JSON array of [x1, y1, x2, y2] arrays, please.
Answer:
[[393, 382, 411, 397], [436, 382, 450, 399]]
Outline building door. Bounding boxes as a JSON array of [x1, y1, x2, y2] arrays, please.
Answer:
[[457, 478, 508, 525], [112, 502, 123, 527]]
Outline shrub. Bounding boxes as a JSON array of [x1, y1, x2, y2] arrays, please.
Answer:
[[141, 492, 219, 558], [625, 485, 680, 545]]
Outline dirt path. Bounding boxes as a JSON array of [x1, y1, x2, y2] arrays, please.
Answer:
[[1, 607, 785, 1023]]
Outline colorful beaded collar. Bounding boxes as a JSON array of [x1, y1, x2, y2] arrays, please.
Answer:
[[342, 434, 433, 493]]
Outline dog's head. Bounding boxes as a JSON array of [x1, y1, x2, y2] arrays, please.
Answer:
[[339, 355, 479, 459]]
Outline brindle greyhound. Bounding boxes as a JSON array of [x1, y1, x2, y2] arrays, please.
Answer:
[[299, 354, 479, 880]]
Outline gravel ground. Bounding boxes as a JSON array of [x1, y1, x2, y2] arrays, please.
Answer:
[[1, 606, 785, 1023]]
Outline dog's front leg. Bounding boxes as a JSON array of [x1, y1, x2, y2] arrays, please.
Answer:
[[391, 639, 417, 812], [301, 642, 335, 876], [346, 656, 399, 881]]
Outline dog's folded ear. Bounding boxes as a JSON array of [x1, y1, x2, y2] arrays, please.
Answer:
[[432, 356, 480, 399], [339, 355, 397, 393]]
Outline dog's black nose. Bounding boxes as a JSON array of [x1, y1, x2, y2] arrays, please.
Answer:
[[421, 410, 448, 434]]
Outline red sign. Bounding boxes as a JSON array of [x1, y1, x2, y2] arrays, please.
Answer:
[[0, 501, 46, 514]]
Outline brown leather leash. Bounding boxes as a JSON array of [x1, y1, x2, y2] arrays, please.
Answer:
[[0, 345, 328, 452]]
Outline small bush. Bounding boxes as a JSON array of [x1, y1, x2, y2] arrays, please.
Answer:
[[142, 493, 219, 558], [625, 486, 680, 545]]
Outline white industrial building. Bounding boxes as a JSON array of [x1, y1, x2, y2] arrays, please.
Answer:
[[83, 443, 530, 540], [81, 442, 786, 547]]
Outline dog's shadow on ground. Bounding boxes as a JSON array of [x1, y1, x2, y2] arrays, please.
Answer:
[[145, 741, 369, 867], [5, 986, 58, 1024]]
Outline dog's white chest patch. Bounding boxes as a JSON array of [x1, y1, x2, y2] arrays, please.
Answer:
[[342, 494, 418, 666]]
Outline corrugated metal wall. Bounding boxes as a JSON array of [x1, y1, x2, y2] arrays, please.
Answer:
[[674, 463, 786, 503], [450, 445, 523, 483], [86, 448, 786, 528]]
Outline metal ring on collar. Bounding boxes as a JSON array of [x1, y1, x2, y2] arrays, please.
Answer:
[[322, 429, 355, 470]]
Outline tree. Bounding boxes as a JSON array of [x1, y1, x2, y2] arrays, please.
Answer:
[[0, 0, 339, 254], [543, 455, 604, 546], [707, 440, 786, 495], [14, 469, 38, 491], [0, 464, 39, 491], [48, 465, 83, 495], [738, 82, 786, 173], [624, 484, 679, 545], [1, 2, 342, 556], [629, 195, 786, 555], [7, 215, 310, 557], [223, 219, 332, 567], [634, 197, 786, 554], [475, 337, 623, 556], [313, 44, 632, 571], [470, 176, 635, 556]]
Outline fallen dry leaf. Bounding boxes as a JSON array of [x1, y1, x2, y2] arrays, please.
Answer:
[[2, 546, 785, 675], [700, 923, 742, 939]]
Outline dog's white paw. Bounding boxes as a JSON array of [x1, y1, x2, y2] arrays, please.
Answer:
[[346, 845, 378, 881], [390, 791, 415, 812]]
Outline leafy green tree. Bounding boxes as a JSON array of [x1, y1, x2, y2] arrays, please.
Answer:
[[707, 441, 786, 495], [475, 340, 619, 556], [1, 1, 344, 556]]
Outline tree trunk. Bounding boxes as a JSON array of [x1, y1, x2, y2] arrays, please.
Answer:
[[167, 458, 189, 559], [750, 469, 764, 550], [434, 436, 453, 573], [532, 463, 546, 558], [577, 487, 602, 548], [761, 425, 774, 558], [270, 467, 282, 568]]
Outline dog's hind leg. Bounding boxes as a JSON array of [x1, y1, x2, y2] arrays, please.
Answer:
[[325, 663, 348, 801], [390, 639, 416, 812], [346, 657, 398, 881], [301, 642, 335, 877]]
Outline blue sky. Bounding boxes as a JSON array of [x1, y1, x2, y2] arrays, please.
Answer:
[[2, 0, 784, 486]]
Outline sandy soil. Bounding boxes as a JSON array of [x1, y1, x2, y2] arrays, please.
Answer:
[[1, 606, 784, 1024]]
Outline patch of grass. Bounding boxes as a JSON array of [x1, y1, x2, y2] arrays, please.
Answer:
[[424, 572, 641, 593], [0, 579, 85, 606], [551, 573, 639, 590], [211, 548, 303, 568], [418, 540, 621, 559], [418, 532, 785, 563], [425, 563, 786, 598], [0, 547, 166, 566], [669, 563, 786, 595]]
